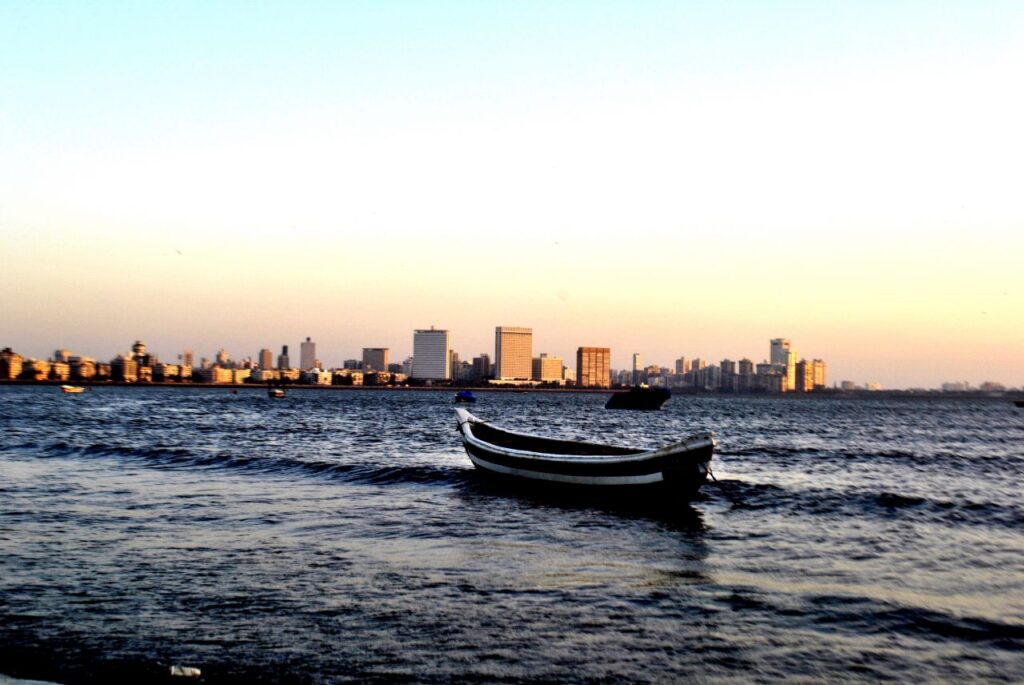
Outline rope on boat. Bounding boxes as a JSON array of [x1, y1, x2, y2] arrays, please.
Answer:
[[707, 466, 744, 508]]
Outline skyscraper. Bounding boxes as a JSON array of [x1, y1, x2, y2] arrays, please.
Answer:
[[494, 326, 532, 380], [412, 327, 450, 380], [258, 348, 273, 370], [362, 348, 389, 373], [632, 353, 642, 385], [300, 337, 316, 370], [770, 338, 796, 391], [576, 347, 611, 388], [277, 345, 290, 370]]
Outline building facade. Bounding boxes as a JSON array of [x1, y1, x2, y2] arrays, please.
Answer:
[[532, 353, 563, 383], [494, 326, 533, 380], [576, 347, 611, 388], [412, 327, 450, 380], [300, 337, 316, 370], [362, 348, 389, 373]]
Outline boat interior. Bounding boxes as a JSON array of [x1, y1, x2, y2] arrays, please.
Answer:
[[467, 421, 643, 456]]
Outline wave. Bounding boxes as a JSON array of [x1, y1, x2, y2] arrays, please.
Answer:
[[22, 439, 470, 489], [708, 479, 1024, 530]]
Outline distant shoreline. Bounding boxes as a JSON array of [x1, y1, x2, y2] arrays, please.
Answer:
[[1, 379, 1020, 402]]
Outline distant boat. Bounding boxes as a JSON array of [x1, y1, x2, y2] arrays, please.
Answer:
[[605, 386, 671, 410], [455, 408, 714, 495], [268, 388, 285, 398], [455, 390, 477, 404], [61, 385, 85, 394], [1014, 399, 1024, 408]]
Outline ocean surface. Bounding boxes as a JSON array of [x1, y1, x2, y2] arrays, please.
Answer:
[[1, 386, 1022, 684]]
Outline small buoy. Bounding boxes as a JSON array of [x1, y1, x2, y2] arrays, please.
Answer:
[[169, 665, 202, 677]]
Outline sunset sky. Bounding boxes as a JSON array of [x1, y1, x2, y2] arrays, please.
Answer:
[[2, 1, 1022, 388]]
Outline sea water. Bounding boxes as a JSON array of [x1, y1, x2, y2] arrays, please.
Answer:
[[1, 386, 1022, 683]]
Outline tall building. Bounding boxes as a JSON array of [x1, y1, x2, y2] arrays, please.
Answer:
[[769, 338, 791, 367], [532, 353, 563, 383], [812, 359, 827, 389], [632, 353, 642, 385], [412, 327, 451, 380], [576, 347, 611, 388], [362, 348, 389, 372], [472, 353, 491, 380], [181, 349, 194, 369], [494, 326, 533, 380], [278, 345, 290, 370], [300, 337, 316, 370], [215, 348, 230, 367], [794, 359, 814, 392], [259, 348, 273, 370], [674, 357, 689, 375]]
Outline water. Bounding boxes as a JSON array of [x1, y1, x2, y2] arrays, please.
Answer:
[[1, 386, 1022, 683]]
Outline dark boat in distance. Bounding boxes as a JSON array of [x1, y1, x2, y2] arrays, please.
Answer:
[[1014, 399, 1024, 408], [605, 386, 671, 410], [455, 390, 477, 404], [455, 408, 714, 495]]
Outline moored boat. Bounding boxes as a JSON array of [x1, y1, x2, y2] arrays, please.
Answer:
[[605, 386, 671, 410], [61, 385, 85, 393], [455, 408, 714, 495]]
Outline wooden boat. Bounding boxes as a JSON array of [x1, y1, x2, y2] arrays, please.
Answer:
[[605, 386, 671, 410], [61, 385, 85, 393], [455, 408, 714, 495]]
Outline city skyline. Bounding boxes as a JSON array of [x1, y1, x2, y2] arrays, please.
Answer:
[[2, 2, 1021, 389]]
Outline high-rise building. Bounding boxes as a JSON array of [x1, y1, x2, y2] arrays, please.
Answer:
[[412, 327, 450, 380], [674, 357, 689, 375], [300, 337, 316, 370], [363, 348, 389, 372], [794, 359, 814, 392], [472, 353, 491, 380], [532, 353, 563, 383], [576, 347, 611, 388], [494, 326, 532, 380], [181, 349, 194, 369], [278, 345, 290, 370], [215, 348, 230, 367], [812, 359, 827, 389], [632, 353, 642, 385], [259, 348, 273, 370], [769, 338, 791, 367]]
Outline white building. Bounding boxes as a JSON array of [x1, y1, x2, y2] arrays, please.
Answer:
[[412, 327, 450, 380], [300, 337, 317, 370], [495, 326, 533, 380]]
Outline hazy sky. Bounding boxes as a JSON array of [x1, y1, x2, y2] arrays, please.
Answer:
[[2, 1, 1022, 388]]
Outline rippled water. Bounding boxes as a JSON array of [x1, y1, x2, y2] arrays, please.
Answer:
[[1, 386, 1022, 683]]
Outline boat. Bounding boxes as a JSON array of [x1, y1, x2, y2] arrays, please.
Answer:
[[268, 388, 285, 398], [1014, 399, 1024, 408], [605, 386, 671, 410], [455, 390, 477, 404], [455, 408, 714, 495], [61, 385, 85, 394]]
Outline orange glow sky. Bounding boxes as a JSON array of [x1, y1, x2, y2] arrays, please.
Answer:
[[2, 2, 1022, 388]]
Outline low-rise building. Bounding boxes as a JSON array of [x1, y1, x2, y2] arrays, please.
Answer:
[[1, 348, 24, 379], [110, 355, 139, 382], [49, 361, 71, 381]]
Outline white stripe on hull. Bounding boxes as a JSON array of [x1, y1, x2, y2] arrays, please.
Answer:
[[467, 451, 691, 486]]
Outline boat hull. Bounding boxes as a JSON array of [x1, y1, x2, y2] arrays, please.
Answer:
[[456, 409, 713, 496]]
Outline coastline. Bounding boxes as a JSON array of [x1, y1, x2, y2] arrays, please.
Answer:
[[1, 379, 1020, 402]]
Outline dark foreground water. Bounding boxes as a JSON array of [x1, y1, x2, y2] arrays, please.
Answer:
[[1, 387, 1022, 684]]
